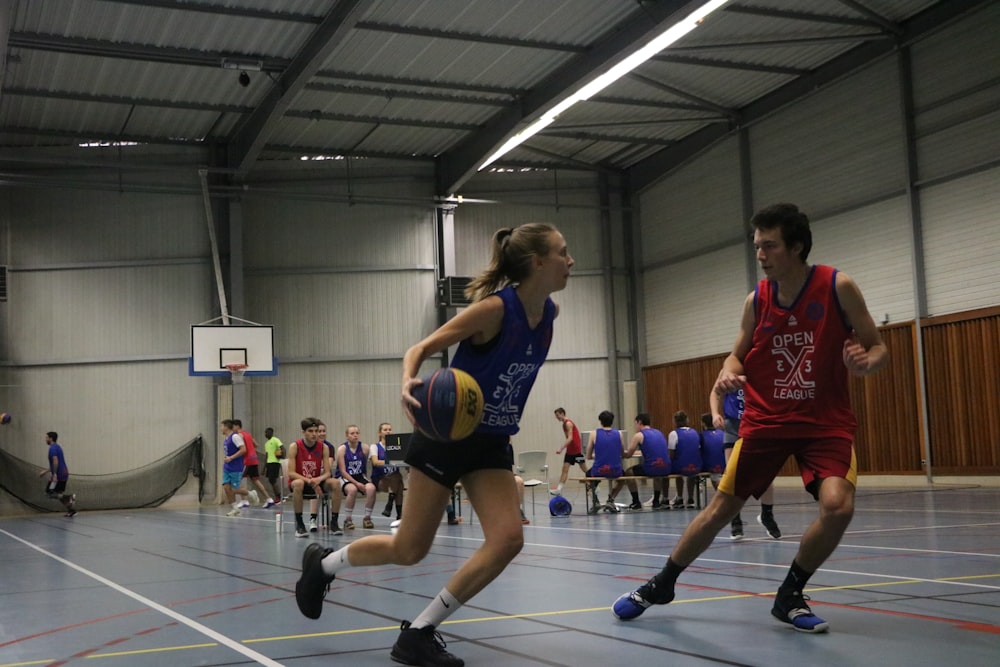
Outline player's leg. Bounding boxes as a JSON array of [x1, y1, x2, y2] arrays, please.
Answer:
[[756, 481, 781, 538]]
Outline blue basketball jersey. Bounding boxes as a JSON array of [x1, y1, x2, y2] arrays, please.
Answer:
[[591, 429, 624, 478], [700, 428, 726, 474], [723, 390, 744, 420], [671, 427, 703, 476], [370, 442, 398, 483], [342, 442, 367, 478], [450, 285, 555, 436], [638, 428, 670, 475]]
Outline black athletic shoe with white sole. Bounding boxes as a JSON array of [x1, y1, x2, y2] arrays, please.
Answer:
[[390, 620, 464, 666], [295, 543, 335, 619]]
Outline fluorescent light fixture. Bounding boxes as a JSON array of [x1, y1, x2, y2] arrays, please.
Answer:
[[221, 57, 264, 72], [479, 0, 729, 170]]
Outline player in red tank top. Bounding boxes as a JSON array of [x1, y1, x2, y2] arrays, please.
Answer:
[[551, 407, 587, 495], [612, 203, 888, 634]]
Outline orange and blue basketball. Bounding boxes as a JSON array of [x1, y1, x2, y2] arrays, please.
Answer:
[[0, 413, 10, 425], [411, 368, 484, 442]]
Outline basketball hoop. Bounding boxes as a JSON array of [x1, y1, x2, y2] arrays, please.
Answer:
[[225, 363, 248, 383]]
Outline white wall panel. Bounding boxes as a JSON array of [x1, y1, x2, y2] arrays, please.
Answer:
[[644, 243, 747, 364], [809, 197, 916, 324], [9, 264, 212, 362], [247, 271, 438, 359], [751, 59, 905, 216], [11, 189, 205, 264], [244, 194, 435, 269], [638, 137, 743, 265], [920, 168, 1000, 315]]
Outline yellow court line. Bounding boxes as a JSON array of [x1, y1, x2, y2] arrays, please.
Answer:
[[84, 643, 219, 659], [17, 572, 1000, 663]]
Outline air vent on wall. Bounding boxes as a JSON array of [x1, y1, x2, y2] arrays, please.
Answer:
[[437, 276, 472, 307]]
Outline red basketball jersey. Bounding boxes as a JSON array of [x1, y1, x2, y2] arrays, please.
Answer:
[[740, 265, 856, 440]]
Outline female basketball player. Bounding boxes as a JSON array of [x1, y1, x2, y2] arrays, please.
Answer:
[[295, 223, 572, 666]]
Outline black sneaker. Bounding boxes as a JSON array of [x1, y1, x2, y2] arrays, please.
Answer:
[[65, 509, 78, 517], [757, 512, 782, 539], [390, 620, 464, 666], [651, 501, 661, 510], [295, 543, 335, 619], [330, 523, 344, 536], [771, 588, 829, 633], [730, 517, 744, 540], [627, 502, 642, 511]]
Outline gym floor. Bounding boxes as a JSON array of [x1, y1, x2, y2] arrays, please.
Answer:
[[2, 482, 998, 666]]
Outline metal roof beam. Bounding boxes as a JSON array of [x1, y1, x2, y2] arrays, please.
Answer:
[[541, 129, 677, 147], [836, 0, 903, 36], [629, 0, 993, 192], [354, 21, 587, 53], [592, 94, 711, 113], [436, 0, 713, 196], [3, 86, 251, 113], [652, 54, 809, 76], [227, 0, 367, 173], [305, 82, 508, 107], [315, 70, 524, 97], [668, 32, 889, 51], [284, 109, 480, 132], [8, 32, 290, 71], [98, 0, 323, 23], [629, 72, 739, 119], [723, 5, 885, 30]]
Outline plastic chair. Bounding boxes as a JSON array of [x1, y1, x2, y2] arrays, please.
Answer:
[[516, 450, 549, 483]]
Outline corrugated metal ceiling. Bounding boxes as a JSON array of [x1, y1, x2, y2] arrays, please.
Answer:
[[0, 0, 985, 194]]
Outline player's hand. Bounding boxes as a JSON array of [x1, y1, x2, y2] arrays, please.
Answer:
[[843, 338, 871, 376], [712, 414, 724, 429], [401, 376, 422, 425], [713, 371, 746, 395]]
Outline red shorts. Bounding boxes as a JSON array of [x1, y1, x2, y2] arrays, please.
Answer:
[[718, 436, 857, 500]]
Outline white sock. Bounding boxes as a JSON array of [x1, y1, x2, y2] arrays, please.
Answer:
[[556, 483, 563, 492], [321, 545, 352, 577], [410, 588, 461, 629]]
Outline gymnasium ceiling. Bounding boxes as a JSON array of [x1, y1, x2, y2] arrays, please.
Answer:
[[0, 0, 988, 196]]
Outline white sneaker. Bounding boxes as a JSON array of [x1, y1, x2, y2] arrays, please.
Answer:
[[248, 490, 259, 506], [308, 517, 318, 533], [262, 498, 275, 508], [226, 508, 240, 517], [549, 487, 562, 496], [231, 501, 241, 509], [238, 500, 250, 508]]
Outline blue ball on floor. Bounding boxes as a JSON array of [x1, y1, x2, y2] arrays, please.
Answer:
[[549, 496, 572, 516]]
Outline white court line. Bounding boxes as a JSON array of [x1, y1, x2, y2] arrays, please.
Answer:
[[0, 528, 284, 667]]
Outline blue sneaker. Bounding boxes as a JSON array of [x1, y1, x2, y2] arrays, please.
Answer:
[[771, 589, 829, 633], [613, 590, 652, 620], [612, 580, 674, 620]]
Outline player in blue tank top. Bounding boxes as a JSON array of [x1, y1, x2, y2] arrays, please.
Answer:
[[607, 413, 671, 510], [295, 223, 573, 666], [668, 411, 703, 508], [700, 413, 727, 484], [584, 410, 625, 513]]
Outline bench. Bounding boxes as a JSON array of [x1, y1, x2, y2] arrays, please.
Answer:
[[574, 473, 712, 515]]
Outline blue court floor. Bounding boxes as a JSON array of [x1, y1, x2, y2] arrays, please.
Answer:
[[2, 482, 998, 666]]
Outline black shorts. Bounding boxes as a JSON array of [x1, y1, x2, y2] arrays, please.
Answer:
[[242, 465, 260, 479], [564, 452, 585, 465], [405, 431, 511, 489], [45, 480, 67, 496], [265, 462, 281, 480]]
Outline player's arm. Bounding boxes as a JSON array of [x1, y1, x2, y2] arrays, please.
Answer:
[[668, 431, 679, 460], [370, 447, 387, 469], [585, 431, 596, 460], [837, 272, 889, 376], [401, 295, 504, 417], [286, 442, 302, 482], [624, 432, 642, 458], [709, 389, 725, 429], [714, 292, 755, 396]]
